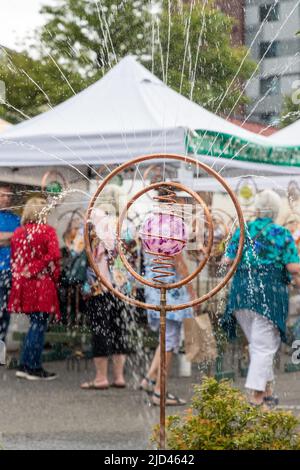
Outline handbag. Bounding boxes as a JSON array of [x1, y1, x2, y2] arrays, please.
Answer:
[[61, 250, 88, 286], [183, 313, 217, 364]]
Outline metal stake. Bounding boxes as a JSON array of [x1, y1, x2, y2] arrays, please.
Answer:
[[160, 287, 167, 450]]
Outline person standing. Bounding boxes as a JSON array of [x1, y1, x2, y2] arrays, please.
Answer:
[[140, 252, 196, 406], [0, 183, 20, 341], [222, 190, 300, 407], [81, 209, 131, 390], [9, 197, 61, 381]]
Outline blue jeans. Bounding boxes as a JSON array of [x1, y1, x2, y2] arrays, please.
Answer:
[[20, 313, 48, 371], [0, 270, 11, 342]]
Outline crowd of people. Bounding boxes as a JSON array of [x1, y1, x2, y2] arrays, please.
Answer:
[[0, 183, 195, 405], [1, 181, 300, 410]]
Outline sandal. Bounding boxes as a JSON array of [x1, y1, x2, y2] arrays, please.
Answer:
[[140, 376, 156, 394], [152, 391, 187, 407], [263, 395, 279, 407], [249, 401, 270, 412], [80, 381, 109, 390], [111, 382, 127, 389], [249, 401, 264, 408]]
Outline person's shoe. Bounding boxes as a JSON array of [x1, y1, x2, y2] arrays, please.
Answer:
[[140, 376, 156, 394], [152, 391, 187, 406], [24, 368, 57, 381], [263, 395, 279, 408], [16, 366, 30, 379]]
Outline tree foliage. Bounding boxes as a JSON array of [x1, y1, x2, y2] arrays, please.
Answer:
[[0, 48, 86, 123], [0, 0, 256, 123], [153, 0, 255, 112], [280, 94, 300, 128], [39, 0, 152, 74]]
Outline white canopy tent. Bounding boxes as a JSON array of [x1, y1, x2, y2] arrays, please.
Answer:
[[270, 119, 300, 147], [1, 55, 300, 186], [0, 55, 270, 169], [189, 174, 300, 193]]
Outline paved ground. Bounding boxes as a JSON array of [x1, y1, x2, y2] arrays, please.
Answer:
[[0, 356, 300, 450]]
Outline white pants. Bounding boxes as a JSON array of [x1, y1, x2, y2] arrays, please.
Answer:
[[235, 310, 281, 392]]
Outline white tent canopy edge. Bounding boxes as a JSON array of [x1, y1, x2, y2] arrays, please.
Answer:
[[0, 56, 270, 169]]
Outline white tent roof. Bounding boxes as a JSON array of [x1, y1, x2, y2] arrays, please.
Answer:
[[270, 119, 300, 146], [191, 174, 300, 192], [0, 55, 268, 167]]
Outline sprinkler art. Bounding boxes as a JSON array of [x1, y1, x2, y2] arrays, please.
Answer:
[[84, 154, 245, 449]]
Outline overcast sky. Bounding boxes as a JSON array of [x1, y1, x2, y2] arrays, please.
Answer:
[[0, 0, 52, 49]]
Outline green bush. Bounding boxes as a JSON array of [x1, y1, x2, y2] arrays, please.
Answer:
[[153, 378, 300, 450]]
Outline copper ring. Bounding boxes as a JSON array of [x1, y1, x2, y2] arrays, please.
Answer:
[[143, 164, 161, 181], [84, 153, 245, 312], [143, 164, 174, 201], [41, 170, 68, 192], [211, 213, 230, 257], [96, 164, 135, 195], [58, 208, 85, 222], [236, 176, 258, 207], [116, 181, 213, 290], [189, 210, 232, 260], [288, 180, 300, 210]]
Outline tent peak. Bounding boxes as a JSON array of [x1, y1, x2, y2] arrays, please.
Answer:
[[103, 54, 164, 86]]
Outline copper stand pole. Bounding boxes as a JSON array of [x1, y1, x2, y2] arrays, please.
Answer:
[[160, 287, 167, 450], [84, 154, 246, 451]]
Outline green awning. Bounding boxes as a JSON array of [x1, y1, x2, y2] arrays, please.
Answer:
[[187, 130, 300, 167]]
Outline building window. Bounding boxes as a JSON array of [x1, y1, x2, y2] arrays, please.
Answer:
[[260, 41, 279, 58], [260, 3, 279, 22], [260, 76, 280, 96]]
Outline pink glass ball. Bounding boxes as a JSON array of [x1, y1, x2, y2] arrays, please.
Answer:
[[141, 212, 188, 256]]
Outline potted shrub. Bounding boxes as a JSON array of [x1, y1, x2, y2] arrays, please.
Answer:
[[152, 377, 300, 450]]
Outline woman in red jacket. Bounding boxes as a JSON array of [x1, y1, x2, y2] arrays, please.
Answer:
[[9, 197, 61, 381]]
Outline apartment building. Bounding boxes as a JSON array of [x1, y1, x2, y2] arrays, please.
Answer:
[[245, 0, 300, 125]]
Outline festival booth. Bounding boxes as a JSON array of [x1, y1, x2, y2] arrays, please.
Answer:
[[1, 55, 299, 244], [2, 56, 300, 186], [0, 55, 290, 176], [0, 56, 269, 166], [1, 55, 300, 194], [1, 56, 300, 368], [0, 55, 279, 253]]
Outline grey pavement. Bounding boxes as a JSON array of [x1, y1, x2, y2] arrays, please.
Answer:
[[0, 360, 192, 450], [0, 357, 300, 450]]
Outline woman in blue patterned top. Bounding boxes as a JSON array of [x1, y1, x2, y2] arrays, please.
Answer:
[[222, 190, 300, 407]]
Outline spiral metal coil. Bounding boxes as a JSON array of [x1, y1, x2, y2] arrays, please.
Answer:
[[41, 170, 67, 192], [147, 250, 176, 284], [144, 185, 183, 284], [152, 186, 177, 206]]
